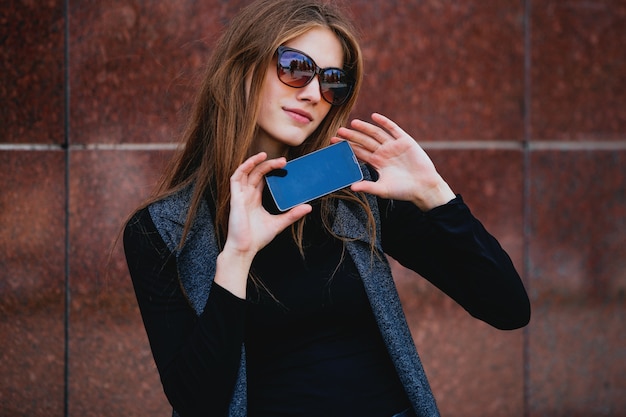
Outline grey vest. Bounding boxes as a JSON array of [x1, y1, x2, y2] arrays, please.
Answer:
[[149, 173, 440, 417]]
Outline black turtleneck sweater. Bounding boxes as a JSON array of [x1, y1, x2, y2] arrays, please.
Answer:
[[123, 195, 530, 417]]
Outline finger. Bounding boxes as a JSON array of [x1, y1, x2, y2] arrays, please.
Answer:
[[350, 179, 387, 198], [347, 140, 375, 164], [231, 152, 268, 184], [350, 117, 395, 144], [247, 157, 288, 187], [285, 203, 313, 221], [273, 204, 312, 230], [370, 113, 409, 140], [232, 153, 287, 190], [336, 125, 385, 153]]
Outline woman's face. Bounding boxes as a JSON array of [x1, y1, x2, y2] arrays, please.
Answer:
[[252, 27, 344, 158]]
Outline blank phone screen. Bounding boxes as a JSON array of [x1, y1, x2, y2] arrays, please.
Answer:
[[265, 141, 363, 212]]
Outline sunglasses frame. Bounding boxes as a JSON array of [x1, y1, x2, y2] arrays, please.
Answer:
[[276, 46, 354, 106]]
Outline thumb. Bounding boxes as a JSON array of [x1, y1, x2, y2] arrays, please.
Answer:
[[350, 180, 379, 195], [275, 204, 312, 229]]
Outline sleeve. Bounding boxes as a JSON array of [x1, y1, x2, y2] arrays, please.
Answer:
[[123, 207, 247, 417], [379, 196, 531, 330]]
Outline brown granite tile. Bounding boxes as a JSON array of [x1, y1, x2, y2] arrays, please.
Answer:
[[68, 0, 526, 145], [0, 1, 65, 144], [68, 308, 171, 417], [431, 147, 525, 251], [349, 1, 526, 142], [68, 149, 171, 299], [67, 149, 172, 416], [395, 270, 528, 417], [531, 1, 626, 140], [0, 151, 66, 416], [69, 0, 248, 145], [529, 151, 626, 302], [528, 150, 626, 416], [393, 149, 526, 416]]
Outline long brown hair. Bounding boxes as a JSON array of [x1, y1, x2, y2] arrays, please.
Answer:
[[150, 0, 374, 250]]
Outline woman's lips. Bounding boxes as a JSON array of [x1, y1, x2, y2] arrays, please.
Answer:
[[284, 107, 313, 123]]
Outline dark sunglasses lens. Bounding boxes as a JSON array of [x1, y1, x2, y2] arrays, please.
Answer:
[[320, 69, 352, 105], [277, 50, 315, 87], [277, 48, 353, 105]]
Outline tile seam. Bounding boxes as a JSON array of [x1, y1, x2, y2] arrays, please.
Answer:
[[522, 1, 532, 415], [2, 141, 626, 151], [63, 0, 70, 414]]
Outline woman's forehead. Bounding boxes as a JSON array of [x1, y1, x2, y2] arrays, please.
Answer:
[[283, 27, 344, 69]]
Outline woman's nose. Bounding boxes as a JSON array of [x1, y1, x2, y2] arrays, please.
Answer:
[[296, 75, 323, 103]]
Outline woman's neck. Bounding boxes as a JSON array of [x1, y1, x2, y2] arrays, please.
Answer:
[[251, 135, 288, 159]]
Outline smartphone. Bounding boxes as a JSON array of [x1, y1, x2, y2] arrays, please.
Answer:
[[265, 140, 363, 212]]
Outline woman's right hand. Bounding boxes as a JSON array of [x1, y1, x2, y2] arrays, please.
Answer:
[[214, 152, 312, 298]]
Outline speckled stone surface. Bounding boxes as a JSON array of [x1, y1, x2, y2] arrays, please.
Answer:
[[528, 150, 626, 417], [68, 150, 171, 298], [349, 0, 526, 142], [68, 0, 248, 145], [0, 151, 66, 416], [531, 1, 626, 140], [0, 1, 65, 144], [68, 150, 171, 416], [393, 149, 526, 417]]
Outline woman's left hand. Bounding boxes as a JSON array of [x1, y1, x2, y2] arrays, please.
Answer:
[[332, 112, 456, 211]]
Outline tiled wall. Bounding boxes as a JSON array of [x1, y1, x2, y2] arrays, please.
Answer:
[[1, 1, 624, 416]]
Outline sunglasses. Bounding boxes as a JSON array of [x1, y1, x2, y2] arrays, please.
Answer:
[[276, 46, 354, 106]]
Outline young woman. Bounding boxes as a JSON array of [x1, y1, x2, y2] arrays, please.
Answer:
[[123, 1, 531, 416]]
